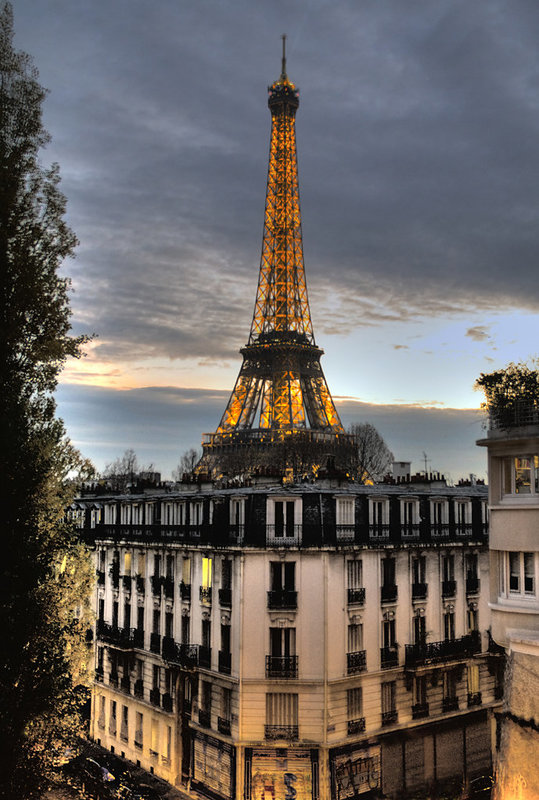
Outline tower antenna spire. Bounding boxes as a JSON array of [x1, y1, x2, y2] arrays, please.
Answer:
[[281, 33, 287, 78]]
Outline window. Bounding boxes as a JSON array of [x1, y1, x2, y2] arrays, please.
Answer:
[[137, 605, 144, 632], [413, 676, 427, 710], [164, 725, 172, 763], [413, 614, 426, 646], [270, 561, 295, 591], [442, 554, 454, 582], [431, 499, 446, 526], [265, 693, 298, 739], [137, 552, 146, 576], [190, 501, 203, 526], [221, 623, 231, 654], [123, 601, 131, 630], [152, 609, 160, 634], [382, 618, 396, 649], [222, 687, 232, 722], [370, 498, 388, 537], [166, 554, 174, 580], [202, 557, 212, 589], [412, 555, 425, 585], [230, 498, 245, 530], [153, 554, 161, 578], [98, 695, 106, 729], [348, 623, 363, 654], [270, 627, 296, 657], [443, 670, 458, 705], [347, 560, 362, 589], [382, 557, 396, 589], [109, 700, 117, 736], [202, 619, 211, 650], [381, 681, 397, 724], [222, 559, 232, 590], [165, 611, 173, 639], [150, 719, 159, 757], [182, 557, 191, 585], [506, 552, 536, 597], [121, 705, 128, 741], [267, 498, 301, 542], [444, 610, 455, 641], [347, 687, 363, 720], [502, 455, 539, 496], [455, 501, 471, 533], [401, 499, 418, 536], [152, 665, 160, 690], [467, 664, 481, 705], [201, 681, 212, 712], [181, 614, 190, 644], [336, 497, 355, 541], [124, 551, 132, 575], [467, 605, 478, 632], [465, 553, 478, 580], [112, 601, 118, 629]]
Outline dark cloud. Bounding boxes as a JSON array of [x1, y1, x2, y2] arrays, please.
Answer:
[[56, 384, 487, 482], [12, 0, 539, 364]]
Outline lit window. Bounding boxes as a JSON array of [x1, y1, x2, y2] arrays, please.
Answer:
[[502, 456, 539, 497], [202, 557, 212, 589]]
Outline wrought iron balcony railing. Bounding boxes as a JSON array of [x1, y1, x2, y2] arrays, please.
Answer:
[[442, 696, 459, 712], [218, 650, 231, 675], [266, 524, 302, 546], [264, 725, 298, 741], [381, 710, 398, 726], [347, 717, 366, 735], [162, 640, 201, 669], [369, 524, 390, 539], [218, 717, 231, 736], [219, 588, 232, 607], [404, 631, 481, 668], [96, 622, 139, 650], [200, 586, 212, 604], [336, 524, 355, 543], [412, 702, 429, 719], [347, 587, 365, 605], [381, 584, 398, 603], [380, 646, 399, 669], [266, 655, 298, 679], [267, 590, 297, 609], [401, 524, 420, 539], [412, 582, 428, 601], [347, 650, 367, 675]]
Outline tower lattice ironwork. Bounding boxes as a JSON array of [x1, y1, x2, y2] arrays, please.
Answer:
[[200, 39, 356, 477]]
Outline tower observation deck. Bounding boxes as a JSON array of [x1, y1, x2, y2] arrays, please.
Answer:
[[200, 40, 356, 478]]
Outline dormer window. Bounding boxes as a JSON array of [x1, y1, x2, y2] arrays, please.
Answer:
[[369, 498, 389, 538], [266, 497, 302, 545]]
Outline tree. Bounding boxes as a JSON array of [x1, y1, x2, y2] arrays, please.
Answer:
[[348, 422, 393, 483], [172, 447, 201, 480], [101, 448, 157, 490], [475, 360, 539, 429], [0, 4, 93, 797]]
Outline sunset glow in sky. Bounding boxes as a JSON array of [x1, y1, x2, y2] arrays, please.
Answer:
[[14, 0, 539, 479]]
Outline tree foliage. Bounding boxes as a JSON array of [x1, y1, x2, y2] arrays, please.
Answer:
[[0, 4, 93, 796], [101, 448, 157, 490], [348, 422, 393, 483], [475, 360, 539, 428]]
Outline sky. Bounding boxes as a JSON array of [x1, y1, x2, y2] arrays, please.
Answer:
[[11, 0, 539, 481]]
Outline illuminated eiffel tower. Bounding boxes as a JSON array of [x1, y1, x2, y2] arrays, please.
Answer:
[[200, 39, 356, 477]]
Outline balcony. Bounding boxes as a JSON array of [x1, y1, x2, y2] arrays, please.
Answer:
[[412, 702, 429, 719], [347, 717, 366, 736], [267, 590, 297, 610], [180, 582, 191, 601], [134, 679, 144, 698], [150, 575, 161, 596], [266, 524, 301, 546], [218, 650, 231, 675], [381, 710, 398, 726], [381, 584, 398, 603], [162, 693, 173, 712], [404, 631, 481, 668], [468, 692, 482, 707], [347, 650, 367, 675], [200, 586, 212, 604], [466, 576, 480, 595], [265, 725, 298, 741], [347, 588, 365, 606], [412, 582, 428, 601], [219, 588, 232, 607], [336, 524, 355, 543], [431, 524, 449, 539], [369, 524, 390, 540], [198, 709, 211, 728], [218, 717, 231, 736], [150, 688, 161, 707], [380, 646, 399, 669], [401, 524, 420, 540], [455, 524, 472, 538], [442, 580, 456, 598], [162, 640, 201, 669], [442, 696, 459, 712], [150, 632, 161, 654], [266, 655, 298, 679], [96, 622, 139, 649], [135, 575, 145, 594]]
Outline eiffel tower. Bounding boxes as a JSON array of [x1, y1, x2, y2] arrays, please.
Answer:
[[200, 39, 356, 478]]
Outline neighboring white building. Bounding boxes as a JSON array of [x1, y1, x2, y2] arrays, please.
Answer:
[[78, 474, 500, 800], [478, 413, 539, 800]]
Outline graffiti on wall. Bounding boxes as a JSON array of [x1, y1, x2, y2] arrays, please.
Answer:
[[251, 749, 313, 800], [333, 747, 380, 799]]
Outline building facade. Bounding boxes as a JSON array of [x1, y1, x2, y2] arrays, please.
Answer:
[[78, 475, 500, 799], [478, 410, 539, 800]]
